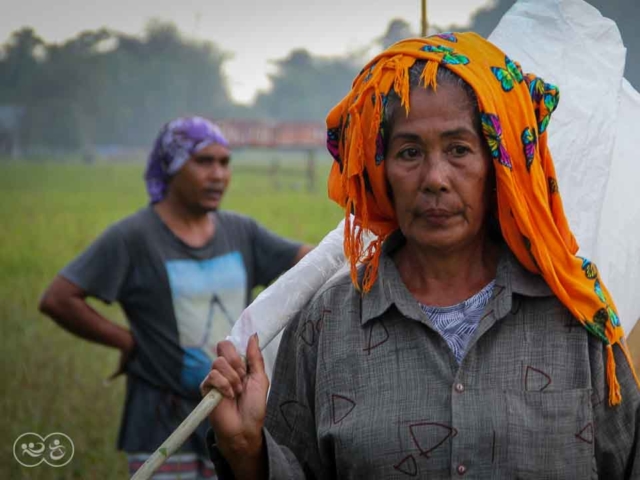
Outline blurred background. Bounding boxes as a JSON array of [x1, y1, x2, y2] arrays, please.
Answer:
[[1, 0, 638, 478], [0, 0, 637, 160]]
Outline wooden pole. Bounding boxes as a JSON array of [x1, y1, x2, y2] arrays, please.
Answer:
[[421, 0, 428, 37], [271, 155, 281, 191], [130, 390, 223, 479]]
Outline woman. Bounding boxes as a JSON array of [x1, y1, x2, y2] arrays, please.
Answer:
[[200, 33, 640, 478]]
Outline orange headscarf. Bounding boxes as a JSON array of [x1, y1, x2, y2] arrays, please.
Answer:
[[326, 32, 638, 405]]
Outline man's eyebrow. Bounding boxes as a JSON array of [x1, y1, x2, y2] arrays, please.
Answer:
[[194, 153, 231, 161]]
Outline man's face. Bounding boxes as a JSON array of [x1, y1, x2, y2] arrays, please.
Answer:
[[168, 143, 231, 212]]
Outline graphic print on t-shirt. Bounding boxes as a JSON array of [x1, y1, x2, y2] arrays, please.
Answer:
[[165, 252, 247, 392]]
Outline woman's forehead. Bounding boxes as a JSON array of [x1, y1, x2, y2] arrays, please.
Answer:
[[389, 85, 478, 135]]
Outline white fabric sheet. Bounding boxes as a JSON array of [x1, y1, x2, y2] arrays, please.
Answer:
[[228, 0, 639, 381]]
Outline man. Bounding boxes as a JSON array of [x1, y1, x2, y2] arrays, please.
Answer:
[[38, 116, 312, 479]]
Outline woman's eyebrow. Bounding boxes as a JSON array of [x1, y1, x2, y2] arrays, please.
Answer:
[[388, 132, 422, 143], [389, 127, 477, 143], [440, 127, 477, 139]]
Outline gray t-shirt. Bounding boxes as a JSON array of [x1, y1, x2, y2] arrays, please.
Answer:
[[60, 206, 301, 453]]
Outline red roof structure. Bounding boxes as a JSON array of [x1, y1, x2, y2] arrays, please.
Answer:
[[216, 119, 325, 149]]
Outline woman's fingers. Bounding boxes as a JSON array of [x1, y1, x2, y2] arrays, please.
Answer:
[[200, 355, 246, 399], [201, 337, 268, 401], [201, 368, 236, 399], [217, 340, 246, 379], [246, 334, 264, 375], [246, 334, 270, 392]]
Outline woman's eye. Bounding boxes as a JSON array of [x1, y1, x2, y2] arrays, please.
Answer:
[[450, 145, 471, 157], [399, 147, 421, 160]]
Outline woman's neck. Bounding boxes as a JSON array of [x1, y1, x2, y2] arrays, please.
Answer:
[[393, 237, 500, 307]]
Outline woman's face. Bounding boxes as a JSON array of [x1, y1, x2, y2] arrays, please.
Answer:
[[385, 83, 493, 254]]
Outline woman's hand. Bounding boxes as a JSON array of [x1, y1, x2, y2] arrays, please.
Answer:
[[200, 334, 269, 477]]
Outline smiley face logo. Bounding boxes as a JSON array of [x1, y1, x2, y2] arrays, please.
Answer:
[[13, 432, 74, 467]]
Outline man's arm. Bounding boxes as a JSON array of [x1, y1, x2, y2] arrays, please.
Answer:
[[39, 276, 135, 365], [292, 244, 314, 266], [249, 217, 313, 286]]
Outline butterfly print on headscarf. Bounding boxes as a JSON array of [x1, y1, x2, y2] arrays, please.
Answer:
[[578, 256, 598, 280], [481, 113, 512, 169], [327, 125, 342, 170], [524, 75, 559, 134], [432, 32, 457, 43], [421, 45, 469, 65], [491, 55, 524, 92], [538, 90, 559, 134], [521, 127, 537, 172]]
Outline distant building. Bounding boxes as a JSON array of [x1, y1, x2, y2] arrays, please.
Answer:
[[217, 119, 325, 149]]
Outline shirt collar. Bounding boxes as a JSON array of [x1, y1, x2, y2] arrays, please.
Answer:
[[360, 232, 553, 326]]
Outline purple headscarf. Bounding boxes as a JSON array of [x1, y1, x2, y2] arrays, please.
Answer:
[[144, 116, 229, 203]]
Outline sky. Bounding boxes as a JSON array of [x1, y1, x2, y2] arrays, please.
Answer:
[[0, 0, 494, 104]]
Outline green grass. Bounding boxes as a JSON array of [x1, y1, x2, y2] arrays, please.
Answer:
[[0, 158, 343, 479]]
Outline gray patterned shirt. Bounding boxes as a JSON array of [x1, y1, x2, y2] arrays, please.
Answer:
[[209, 233, 640, 479]]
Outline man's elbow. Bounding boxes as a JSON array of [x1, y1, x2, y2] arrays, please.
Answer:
[[293, 244, 314, 265], [38, 288, 60, 318], [38, 277, 76, 319]]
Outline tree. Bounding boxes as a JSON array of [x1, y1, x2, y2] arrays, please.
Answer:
[[253, 49, 360, 122], [0, 28, 44, 103], [377, 19, 416, 49], [0, 21, 233, 151]]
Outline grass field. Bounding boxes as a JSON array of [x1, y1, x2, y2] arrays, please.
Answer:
[[0, 157, 342, 479], [2, 158, 639, 479]]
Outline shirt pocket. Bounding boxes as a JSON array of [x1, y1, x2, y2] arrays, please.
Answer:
[[505, 389, 594, 479]]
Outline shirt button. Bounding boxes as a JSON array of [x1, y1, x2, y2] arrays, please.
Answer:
[[455, 383, 465, 393], [457, 464, 467, 475]]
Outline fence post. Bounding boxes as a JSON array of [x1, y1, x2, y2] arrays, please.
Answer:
[[271, 155, 281, 191], [306, 149, 316, 193]]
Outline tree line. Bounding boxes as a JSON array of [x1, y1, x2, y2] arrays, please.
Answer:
[[0, 20, 370, 153], [1, 0, 637, 154]]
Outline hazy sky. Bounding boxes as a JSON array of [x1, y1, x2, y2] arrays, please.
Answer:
[[1, 0, 493, 104]]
